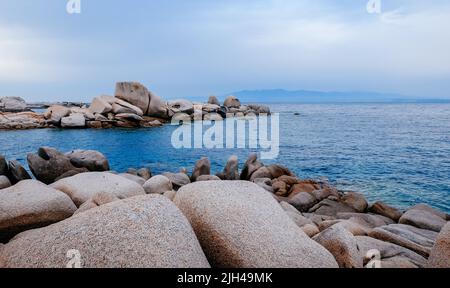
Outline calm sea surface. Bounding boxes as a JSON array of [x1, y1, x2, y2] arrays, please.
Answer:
[[1, 103, 449, 212]]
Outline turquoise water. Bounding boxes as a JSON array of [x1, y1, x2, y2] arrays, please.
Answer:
[[1, 103, 450, 212]]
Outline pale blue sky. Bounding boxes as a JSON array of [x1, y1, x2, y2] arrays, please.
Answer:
[[0, 0, 449, 102]]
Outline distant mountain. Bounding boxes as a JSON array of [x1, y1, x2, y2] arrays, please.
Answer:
[[223, 89, 450, 103]]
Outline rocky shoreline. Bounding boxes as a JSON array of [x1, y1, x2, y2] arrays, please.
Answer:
[[0, 148, 449, 268], [0, 82, 270, 130]]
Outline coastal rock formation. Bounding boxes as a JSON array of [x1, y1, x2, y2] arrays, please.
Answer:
[[253, 178, 274, 193], [196, 175, 221, 181], [0, 176, 11, 189], [0, 195, 210, 268], [208, 96, 220, 106], [0, 180, 77, 242], [309, 199, 357, 217], [66, 150, 110, 172], [0, 97, 27, 112], [341, 192, 368, 213], [74, 192, 120, 215], [143, 175, 173, 194], [399, 207, 447, 232], [115, 82, 150, 115], [287, 192, 317, 212], [119, 173, 146, 185], [61, 113, 86, 128], [168, 99, 194, 115], [191, 157, 211, 182], [217, 155, 239, 180], [162, 173, 190, 190], [313, 225, 363, 268], [51, 172, 145, 207], [427, 222, 450, 268], [7, 160, 31, 184], [174, 181, 339, 268], [0, 155, 7, 176], [44, 105, 71, 124], [240, 153, 263, 180], [27, 147, 88, 184], [0, 112, 49, 130], [223, 96, 241, 108], [147, 91, 169, 118], [369, 201, 403, 222]]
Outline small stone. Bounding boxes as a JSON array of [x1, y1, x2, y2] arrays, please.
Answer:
[[143, 175, 173, 194]]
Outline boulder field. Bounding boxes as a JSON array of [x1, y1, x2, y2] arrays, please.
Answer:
[[0, 151, 449, 268]]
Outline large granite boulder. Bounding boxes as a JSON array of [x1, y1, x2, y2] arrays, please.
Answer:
[[0, 97, 27, 112], [0, 195, 210, 268], [223, 96, 241, 108], [191, 157, 211, 182], [368, 224, 438, 258], [313, 224, 363, 268], [356, 236, 427, 268], [61, 113, 86, 128], [174, 181, 338, 268], [0, 180, 77, 242], [51, 172, 145, 207], [7, 160, 31, 184], [143, 175, 173, 194], [168, 99, 194, 115], [217, 155, 239, 180], [369, 201, 403, 222], [341, 192, 368, 213], [287, 192, 317, 212], [27, 147, 88, 184], [88, 96, 113, 114], [427, 222, 450, 268], [43, 105, 72, 124], [399, 208, 447, 232], [147, 92, 168, 118], [0, 176, 11, 189], [115, 82, 150, 115], [65, 150, 110, 171]]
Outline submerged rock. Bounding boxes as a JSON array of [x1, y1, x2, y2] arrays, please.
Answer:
[[0, 195, 210, 268], [174, 181, 338, 268]]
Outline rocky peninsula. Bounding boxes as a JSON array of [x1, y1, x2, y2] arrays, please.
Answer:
[[0, 149, 449, 268], [0, 82, 270, 130]]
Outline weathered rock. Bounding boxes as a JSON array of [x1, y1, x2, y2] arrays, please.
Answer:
[[287, 192, 317, 212], [0, 97, 27, 112], [163, 190, 177, 201], [162, 172, 190, 190], [223, 96, 241, 108], [174, 181, 338, 268], [280, 202, 314, 228], [427, 222, 450, 268], [253, 178, 273, 193], [309, 199, 357, 217], [319, 218, 373, 236], [143, 175, 173, 194], [168, 99, 194, 115], [0, 112, 48, 130], [137, 168, 152, 180], [196, 175, 221, 181], [249, 166, 272, 181], [51, 172, 145, 207], [0, 155, 7, 176], [27, 147, 87, 184], [369, 224, 438, 258], [74, 192, 120, 215], [147, 92, 168, 118], [7, 160, 31, 184], [0, 195, 210, 268], [399, 209, 446, 232], [119, 173, 146, 186], [356, 236, 427, 268], [303, 213, 336, 226], [302, 224, 320, 238], [240, 154, 264, 180], [369, 201, 403, 222], [0, 176, 12, 189], [410, 204, 450, 221], [217, 155, 239, 180], [61, 113, 86, 128], [289, 180, 322, 196], [114, 113, 143, 122], [203, 113, 223, 121], [0, 180, 77, 242], [201, 104, 221, 113], [191, 157, 211, 182], [311, 188, 340, 202], [247, 104, 271, 114], [66, 150, 110, 171], [337, 212, 394, 227], [44, 105, 71, 124], [341, 192, 368, 213], [313, 225, 363, 268], [115, 82, 150, 115], [86, 121, 103, 129], [88, 96, 112, 114], [266, 164, 293, 179], [208, 96, 220, 106]]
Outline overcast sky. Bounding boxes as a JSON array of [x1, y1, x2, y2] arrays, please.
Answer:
[[1, 0, 449, 102]]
